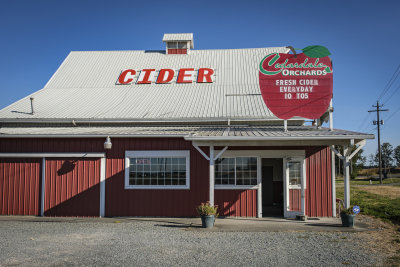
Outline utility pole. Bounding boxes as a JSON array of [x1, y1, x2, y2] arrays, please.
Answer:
[[368, 101, 389, 184]]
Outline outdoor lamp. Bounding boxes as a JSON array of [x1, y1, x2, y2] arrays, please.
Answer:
[[104, 136, 112, 150]]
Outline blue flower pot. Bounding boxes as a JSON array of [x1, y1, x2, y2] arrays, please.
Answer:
[[340, 214, 355, 227], [201, 215, 215, 228]]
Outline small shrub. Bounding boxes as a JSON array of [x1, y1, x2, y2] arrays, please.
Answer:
[[340, 207, 354, 215], [196, 202, 218, 217]]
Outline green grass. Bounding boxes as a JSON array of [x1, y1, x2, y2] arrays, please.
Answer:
[[336, 177, 400, 185], [336, 186, 400, 224]]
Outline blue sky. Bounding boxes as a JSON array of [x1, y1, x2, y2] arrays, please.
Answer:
[[1, 0, 399, 158]]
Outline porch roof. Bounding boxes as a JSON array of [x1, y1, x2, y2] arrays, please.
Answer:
[[0, 125, 374, 142]]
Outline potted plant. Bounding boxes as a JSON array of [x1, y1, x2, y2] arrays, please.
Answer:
[[196, 202, 218, 228], [340, 207, 356, 227]]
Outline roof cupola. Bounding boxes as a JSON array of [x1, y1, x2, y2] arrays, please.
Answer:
[[162, 33, 193, 55]]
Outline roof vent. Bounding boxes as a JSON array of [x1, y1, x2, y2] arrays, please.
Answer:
[[162, 33, 194, 55]]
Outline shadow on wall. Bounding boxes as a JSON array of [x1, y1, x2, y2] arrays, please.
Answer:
[[44, 159, 100, 217], [57, 160, 76, 176]]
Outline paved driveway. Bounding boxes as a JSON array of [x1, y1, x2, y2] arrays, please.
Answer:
[[0, 216, 381, 266]]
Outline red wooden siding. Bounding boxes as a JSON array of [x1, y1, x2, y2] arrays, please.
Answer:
[[289, 189, 301, 211], [0, 139, 333, 217], [105, 138, 209, 216], [0, 158, 41, 215], [305, 147, 332, 217], [215, 189, 257, 217], [168, 49, 187, 54], [44, 158, 100, 216]]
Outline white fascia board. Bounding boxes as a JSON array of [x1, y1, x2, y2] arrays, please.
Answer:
[[185, 135, 374, 141], [0, 134, 186, 138], [0, 153, 105, 158]]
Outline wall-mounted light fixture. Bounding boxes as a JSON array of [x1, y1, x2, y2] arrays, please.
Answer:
[[104, 136, 112, 150]]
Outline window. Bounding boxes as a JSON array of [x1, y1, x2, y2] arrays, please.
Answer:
[[177, 42, 187, 49], [288, 161, 301, 186], [167, 42, 187, 49], [215, 157, 257, 186], [125, 151, 190, 189], [167, 42, 177, 49]]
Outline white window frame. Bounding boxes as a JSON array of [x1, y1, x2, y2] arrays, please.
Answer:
[[125, 150, 190, 190], [214, 156, 259, 190]]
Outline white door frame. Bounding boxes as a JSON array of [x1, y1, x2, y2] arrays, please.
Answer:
[[283, 156, 306, 218], [215, 149, 305, 218]]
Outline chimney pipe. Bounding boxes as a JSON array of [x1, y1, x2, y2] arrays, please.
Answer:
[[30, 97, 35, 114]]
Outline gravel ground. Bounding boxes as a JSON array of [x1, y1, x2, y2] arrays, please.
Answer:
[[0, 219, 381, 267]]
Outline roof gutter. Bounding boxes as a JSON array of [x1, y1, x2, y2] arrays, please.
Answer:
[[0, 133, 374, 140], [184, 135, 375, 141]]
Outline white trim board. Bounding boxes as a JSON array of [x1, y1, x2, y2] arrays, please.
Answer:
[[0, 153, 105, 158], [124, 150, 190, 190], [216, 150, 305, 158]]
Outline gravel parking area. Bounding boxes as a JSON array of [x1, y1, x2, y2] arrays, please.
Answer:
[[0, 218, 382, 266]]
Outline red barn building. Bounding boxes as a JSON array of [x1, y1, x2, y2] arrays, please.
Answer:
[[0, 34, 373, 218]]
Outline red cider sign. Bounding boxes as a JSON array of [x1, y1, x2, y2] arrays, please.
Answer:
[[117, 68, 214, 84], [259, 49, 333, 120]]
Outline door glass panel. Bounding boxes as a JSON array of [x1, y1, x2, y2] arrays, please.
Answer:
[[288, 161, 301, 186]]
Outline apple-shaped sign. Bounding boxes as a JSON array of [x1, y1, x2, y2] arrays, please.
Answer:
[[259, 46, 333, 120]]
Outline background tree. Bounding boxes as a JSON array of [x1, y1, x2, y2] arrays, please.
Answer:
[[375, 142, 394, 177], [351, 148, 365, 179], [368, 154, 375, 167], [394, 145, 400, 167]]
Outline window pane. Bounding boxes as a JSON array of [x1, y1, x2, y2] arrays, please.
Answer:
[[128, 156, 187, 187], [168, 42, 177, 48], [178, 42, 187, 49], [215, 157, 257, 186], [288, 162, 301, 185]]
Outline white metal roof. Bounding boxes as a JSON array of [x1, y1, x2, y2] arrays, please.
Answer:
[[162, 33, 194, 48], [0, 46, 290, 122]]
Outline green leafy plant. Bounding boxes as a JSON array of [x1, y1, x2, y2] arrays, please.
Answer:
[[196, 202, 218, 217], [340, 207, 355, 215]]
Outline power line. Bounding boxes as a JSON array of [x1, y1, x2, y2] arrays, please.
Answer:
[[377, 63, 400, 102], [382, 83, 400, 105], [356, 112, 373, 132], [385, 105, 400, 122]]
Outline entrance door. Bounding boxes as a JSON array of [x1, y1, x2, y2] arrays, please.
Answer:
[[284, 157, 305, 218], [261, 158, 283, 217]]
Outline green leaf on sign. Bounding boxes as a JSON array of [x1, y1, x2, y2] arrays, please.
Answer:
[[302, 45, 331, 58], [325, 67, 332, 73]]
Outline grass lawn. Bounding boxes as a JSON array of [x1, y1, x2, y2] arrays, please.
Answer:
[[336, 177, 400, 185], [336, 180, 400, 224]]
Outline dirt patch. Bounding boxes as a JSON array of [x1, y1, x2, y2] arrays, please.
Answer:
[[355, 185, 400, 199], [357, 215, 400, 266]]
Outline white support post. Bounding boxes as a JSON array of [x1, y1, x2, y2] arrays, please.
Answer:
[[257, 157, 262, 218], [284, 120, 288, 132], [100, 157, 106, 217], [331, 149, 336, 217], [209, 145, 215, 206], [301, 159, 306, 216], [343, 146, 350, 209], [329, 99, 333, 131], [41, 158, 45, 217]]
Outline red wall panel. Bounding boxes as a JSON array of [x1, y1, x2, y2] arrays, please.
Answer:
[[0, 158, 41, 215], [0, 139, 333, 217], [105, 138, 209, 216], [215, 189, 257, 217], [305, 147, 332, 217], [44, 158, 100, 217], [289, 189, 301, 211]]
